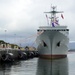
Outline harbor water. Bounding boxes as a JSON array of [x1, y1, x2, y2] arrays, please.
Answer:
[[0, 52, 75, 75]]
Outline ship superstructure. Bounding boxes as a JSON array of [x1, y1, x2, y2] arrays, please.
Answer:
[[36, 6, 69, 59]]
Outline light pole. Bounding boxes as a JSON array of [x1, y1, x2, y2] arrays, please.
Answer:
[[20, 36, 21, 48], [5, 30, 7, 42], [5, 30, 7, 48], [14, 34, 16, 49], [14, 34, 16, 44]]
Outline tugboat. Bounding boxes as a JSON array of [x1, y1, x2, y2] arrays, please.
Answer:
[[36, 6, 69, 59]]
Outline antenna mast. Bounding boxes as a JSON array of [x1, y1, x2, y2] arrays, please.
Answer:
[[44, 6, 63, 27]]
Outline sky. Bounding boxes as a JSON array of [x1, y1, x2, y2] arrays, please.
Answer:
[[0, 0, 74, 46]]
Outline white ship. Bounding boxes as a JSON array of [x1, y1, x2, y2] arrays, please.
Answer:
[[36, 6, 69, 59]]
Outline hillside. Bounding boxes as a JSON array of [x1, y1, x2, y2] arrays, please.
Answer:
[[68, 42, 75, 50]]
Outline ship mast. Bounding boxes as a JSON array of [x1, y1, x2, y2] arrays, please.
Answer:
[[44, 6, 63, 27]]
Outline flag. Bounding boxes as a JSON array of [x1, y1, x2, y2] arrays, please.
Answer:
[[55, 19, 59, 25], [46, 14, 48, 18], [52, 22, 55, 27], [61, 14, 64, 19], [45, 14, 49, 25]]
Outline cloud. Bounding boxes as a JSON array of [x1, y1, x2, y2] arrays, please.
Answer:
[[0, 0, 74, 44]]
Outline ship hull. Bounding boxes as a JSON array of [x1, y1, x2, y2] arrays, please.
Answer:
[[36, 30, 69, 59]]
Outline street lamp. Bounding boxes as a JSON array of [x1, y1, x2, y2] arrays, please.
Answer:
[[14, 34, 16, 44], [5, 30, 7, 50], [5, 30, 7, 42]]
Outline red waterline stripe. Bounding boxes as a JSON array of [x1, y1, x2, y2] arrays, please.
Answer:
[[39, 54, 67, 59]]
